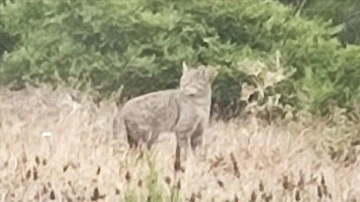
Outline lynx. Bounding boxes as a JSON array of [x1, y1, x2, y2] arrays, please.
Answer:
[[112, 62, 218, 161]]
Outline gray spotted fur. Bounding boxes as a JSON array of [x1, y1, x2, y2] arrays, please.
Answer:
[[112, 62, 217, 160]]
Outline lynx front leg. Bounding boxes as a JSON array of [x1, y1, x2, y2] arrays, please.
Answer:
[[190, 123, 203, 155], [175, 132, 189, 164]]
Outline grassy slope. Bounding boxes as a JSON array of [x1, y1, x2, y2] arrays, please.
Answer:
[[0, 86, 359, 202]]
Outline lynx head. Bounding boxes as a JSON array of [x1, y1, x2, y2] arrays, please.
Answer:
[[180, 62, 218, 97]]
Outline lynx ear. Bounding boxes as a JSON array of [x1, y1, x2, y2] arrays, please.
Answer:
[[182, 62, 189, 74], [207, 68, 218, 82]]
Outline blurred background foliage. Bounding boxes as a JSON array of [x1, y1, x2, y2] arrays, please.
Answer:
[[279, 0, 360, 45], [0, 0, 359, 119]]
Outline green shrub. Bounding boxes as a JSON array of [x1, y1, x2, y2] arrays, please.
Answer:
[[0, 0, 359, 117], [278, 0, 360, 45]]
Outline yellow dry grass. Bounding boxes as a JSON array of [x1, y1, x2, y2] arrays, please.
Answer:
[[0, 86, 359, 202]]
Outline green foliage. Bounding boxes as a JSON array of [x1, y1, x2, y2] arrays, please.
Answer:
[[123, 152, 181, 202], [0, 0, 359, 117], [0, 0, 17, 60], [278, 0, 360, 45]]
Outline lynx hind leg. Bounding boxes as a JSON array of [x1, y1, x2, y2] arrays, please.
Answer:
[[124, 121, 146, 149], [146, 129, 161, 150], [126, 129, 141, 148], [124, 121, 162, 151], [112, 116, 128, 142]]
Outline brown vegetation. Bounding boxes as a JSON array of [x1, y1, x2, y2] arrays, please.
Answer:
[[0, 86, 359, 202]]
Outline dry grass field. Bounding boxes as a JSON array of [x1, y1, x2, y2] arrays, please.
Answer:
[[0, 86, 359, 202]]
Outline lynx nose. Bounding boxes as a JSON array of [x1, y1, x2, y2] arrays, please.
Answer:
[[182, 86, 198, 96]]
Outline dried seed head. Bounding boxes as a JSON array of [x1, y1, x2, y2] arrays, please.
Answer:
[[35, 156, 40, 165], [297, 170, 304, 189], [91, 187, 105, 201], [33, 167, 38, 181], [63, 164, 69, 172], [26, 169, 31, 180], [125, 171, 131, 182], [34, 191, 40, 200], [209, 155, 224, 170], [92, 187, 99, 199], [164, 176, 171, 185], [230, 153, 240, 178], [76, 196, 84, 201], [174, 160, 181, 172], [317, 185, 323, 199], [282, 176, 290, 190], [351, 139, 360, 146], [137, 180, 143, 187], [217, 179, 224, 188], [66, 196, 73, 202], [250, 191, 256, 202], [295, 190, 301, 201], [176, 180, 181, 190], [50, 190, 55, 200], [96, 166, 101, 175], [197, 192, 201, 199], [22, 155, 27, 163], [42, 185, 48, 194], [259, 181, 264, 192], [234, 195, 239, 202], [264, 194, 273, 202], [42, 159, 47, 166], [330, 150, 338, 160], [322, 185, 328, 196], [261, 193, 266, 200], [115, 188, 120, 195], [321, 174, 325, 186], [189, 193, 196, 202]]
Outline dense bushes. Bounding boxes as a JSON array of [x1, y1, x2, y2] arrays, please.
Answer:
[[0, 0, 359, 117], [278, 0, 360, 45]]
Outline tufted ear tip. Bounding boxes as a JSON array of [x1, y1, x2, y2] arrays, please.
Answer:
[[182, 61, 189, 74], [207, 67, 218, 82]]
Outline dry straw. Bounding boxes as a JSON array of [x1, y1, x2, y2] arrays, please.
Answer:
[[0, 86, 359, 202]]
